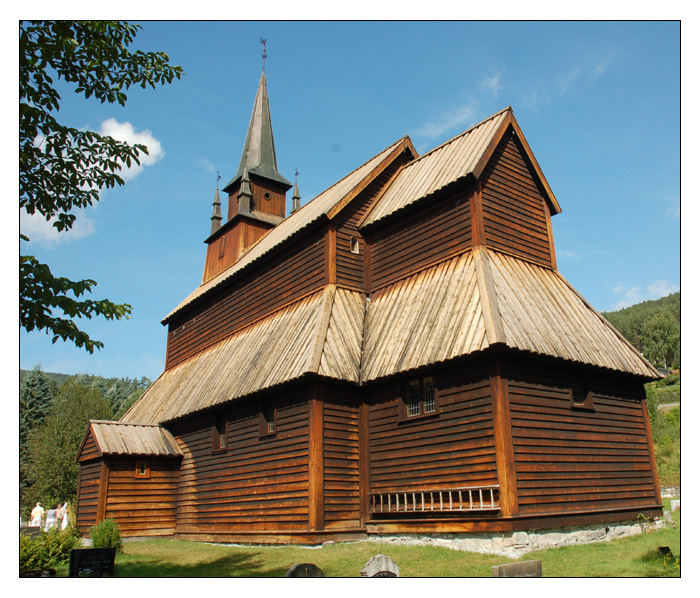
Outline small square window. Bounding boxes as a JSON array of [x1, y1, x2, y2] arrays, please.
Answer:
[[135, 460, 150, 478], [260, 403, 276, 437], [213, 417, 227, 451], [571, 380, 594, 410], [404, 377, 438, 418], [350, 236, 360, 254]]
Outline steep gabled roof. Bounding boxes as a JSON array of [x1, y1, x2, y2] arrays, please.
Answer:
[[223, 70, 291, 191], [361, 107, 560, 228], [163, 136, 415, 324], [360, 247, 659, 381], [125, 286, 366, 425], [77, 420, 182, 459]]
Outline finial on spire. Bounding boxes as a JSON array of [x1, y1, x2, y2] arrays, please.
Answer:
[[260, 37, 267, 71], [216, 170, 221, 189]]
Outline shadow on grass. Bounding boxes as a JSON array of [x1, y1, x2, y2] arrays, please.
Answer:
[[114, 550, 288, 578]]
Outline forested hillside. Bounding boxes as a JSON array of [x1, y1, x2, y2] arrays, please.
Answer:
[[602, 292, 680, 369]]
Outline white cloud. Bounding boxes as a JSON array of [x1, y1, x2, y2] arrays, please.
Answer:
[[559, 67, 581, 95], [610, 280, 679, 310], [414, 102, 479, 140], [20, 208, 96, 246], [646, 280, 680, 298], [479, 73, 502, 98], [99, 118, 165, 181], [199, 157, 217, 174], [592, 54, 613, 78]]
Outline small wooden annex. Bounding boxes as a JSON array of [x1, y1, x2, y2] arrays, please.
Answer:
[[76, 70, 662, 542]]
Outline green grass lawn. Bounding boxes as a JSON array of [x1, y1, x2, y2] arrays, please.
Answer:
[[55, 501, 680, 578]]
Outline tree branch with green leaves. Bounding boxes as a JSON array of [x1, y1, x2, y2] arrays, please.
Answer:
[[20, 21, 183, 352]]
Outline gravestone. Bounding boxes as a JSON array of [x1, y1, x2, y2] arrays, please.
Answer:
[[69, 547, 116, 577], [361, 554, 400, 577], [491, 559, 542, 577], [663, 510, 673, 523], [670, 499, 680, 512], [286, 562, 324, 577]]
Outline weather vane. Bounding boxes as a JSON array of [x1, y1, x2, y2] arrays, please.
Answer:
[[260, 37, 267, 70], [295, 168, 299, 182], [216, 170, 221, 188]]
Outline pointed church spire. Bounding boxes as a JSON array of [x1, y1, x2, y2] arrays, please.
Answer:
[[223, 70, 292, 193]]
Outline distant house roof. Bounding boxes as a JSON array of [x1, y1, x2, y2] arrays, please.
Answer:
[[162, 136, 415, 324], [78, 420, 182, 458]]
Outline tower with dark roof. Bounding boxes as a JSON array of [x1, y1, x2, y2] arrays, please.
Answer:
[[202, 71, 292, 283]]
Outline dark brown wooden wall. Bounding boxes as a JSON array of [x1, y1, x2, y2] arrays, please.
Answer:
[[103, 459, 180, 537], [172, 392, 310, 534], [504, 361, 659, 516], [368, 188, 473, 291], [367, 370, 498, 494], [77, 431, 100, 463], [480, 128, 553, 267], [166, 228, 326, 369], [322, 390, 360, 529], [76, 460, 102, 533], [335, 164, 409, 291]]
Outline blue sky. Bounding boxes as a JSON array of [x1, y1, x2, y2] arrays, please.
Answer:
[[18, 21, 680, 381]]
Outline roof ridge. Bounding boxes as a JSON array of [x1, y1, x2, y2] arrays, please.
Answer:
[[406, 106, 511, 168], [287, 136, 409, 220]]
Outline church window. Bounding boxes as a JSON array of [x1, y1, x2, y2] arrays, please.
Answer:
[[350, 236, 360, 254], [404, 377, 437, 417]]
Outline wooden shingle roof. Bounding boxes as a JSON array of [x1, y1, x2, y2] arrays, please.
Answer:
[[123, 286, 366, 425], [360, 248, 659, 381], [361, 107, 560, 228], [80, 420, 182, 458]]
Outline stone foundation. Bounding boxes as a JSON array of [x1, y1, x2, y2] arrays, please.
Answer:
[[367, 518, 669, 558]]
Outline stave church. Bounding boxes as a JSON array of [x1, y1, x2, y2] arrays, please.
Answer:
[[76, 66, 662, 543]]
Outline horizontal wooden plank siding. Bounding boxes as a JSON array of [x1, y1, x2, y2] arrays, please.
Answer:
[[481, 128, 553, 267], [78, 431, 100, 463], [335, 165, 405, 291], [367, 372, 498, 495], [323, 391, 360, 528], [505, 363, 659, 516], [104, 459, 180, 536], [369, 188, 473, 291], [166, 229, 326, 369], [173, 392, 311, 534], [76, 460, 102, 533]]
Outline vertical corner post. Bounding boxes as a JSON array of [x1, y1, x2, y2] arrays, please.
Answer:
[[490, 355, 518, 517], [308, 388, 325, 531]]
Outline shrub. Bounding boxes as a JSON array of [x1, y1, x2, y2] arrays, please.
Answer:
[[90, 518, 122, 552], [19, 527, 81, 570]]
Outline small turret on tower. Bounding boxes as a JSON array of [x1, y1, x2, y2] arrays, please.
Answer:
[[292, 169, 301, 213], [210, 175, 222, 235]]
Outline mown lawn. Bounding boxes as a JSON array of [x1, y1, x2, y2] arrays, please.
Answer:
[[54, 501, 680, 577]]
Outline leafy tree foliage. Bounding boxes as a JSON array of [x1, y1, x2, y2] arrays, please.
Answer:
[[25, 379, 113, 513], [20, 367, 55, 497], [72, 373, 151, 415], [603, 292, 680, 369], [20, 21, 182, 352]]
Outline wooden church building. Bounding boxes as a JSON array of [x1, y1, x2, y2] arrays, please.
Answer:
[[76, 69, 662, 543]]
